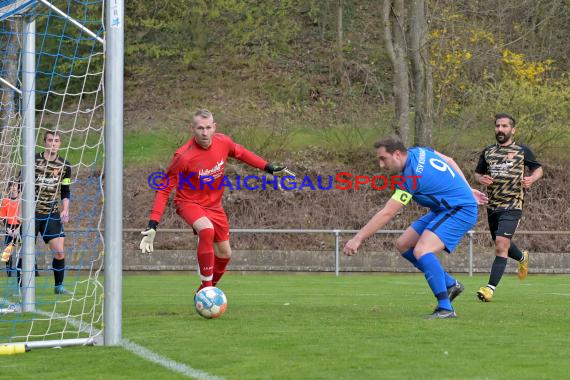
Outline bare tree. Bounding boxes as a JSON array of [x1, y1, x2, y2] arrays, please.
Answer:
[[408, 0, 433, 146], [336, 0, 347, 88], [382, 0, 410, 144]]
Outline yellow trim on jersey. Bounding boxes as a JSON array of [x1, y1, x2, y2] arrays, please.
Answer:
[[61, 178, 72, 185], [391, 189, 412, 205]]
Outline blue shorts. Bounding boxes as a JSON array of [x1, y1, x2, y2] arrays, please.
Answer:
[[411, 206, 477, 253]]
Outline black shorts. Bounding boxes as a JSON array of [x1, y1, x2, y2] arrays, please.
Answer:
[[36, 212, 65, 244], [487, 209, 522, 240]]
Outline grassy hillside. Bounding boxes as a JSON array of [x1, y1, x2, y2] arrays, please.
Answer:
[[122, 0, 570, 165]]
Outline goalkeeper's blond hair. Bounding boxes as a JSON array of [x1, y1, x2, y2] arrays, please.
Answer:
[[193, 109, 213, 124]]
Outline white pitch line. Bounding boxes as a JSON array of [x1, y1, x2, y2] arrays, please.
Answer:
[[122, 339, 224, 380], [548, 293, 570, 297], [1, 297, 222, 380]]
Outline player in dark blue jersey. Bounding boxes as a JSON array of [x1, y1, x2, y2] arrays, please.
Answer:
[[344, 136, 487, 319]]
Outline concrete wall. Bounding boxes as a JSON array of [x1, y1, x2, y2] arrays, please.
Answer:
[[125, 249, 570, 274]]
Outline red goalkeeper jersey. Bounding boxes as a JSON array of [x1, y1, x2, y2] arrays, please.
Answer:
[[0, 197, 20, 225], [149, 133, 267, 222]]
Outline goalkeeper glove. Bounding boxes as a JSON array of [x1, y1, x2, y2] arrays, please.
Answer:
[[265, 163, 295, 177], [140, 220, 158, 254]]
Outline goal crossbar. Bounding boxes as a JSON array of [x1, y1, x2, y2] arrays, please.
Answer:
[[37, 0, 105, 45]]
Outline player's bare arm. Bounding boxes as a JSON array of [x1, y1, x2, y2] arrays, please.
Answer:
[[474, 172, 494, 186], [522, 166, 543, 189], [343, 198, 404, 256], [435, 151, 468, 181], [436, 151, 488, 205], [60, 198, 70, 224]]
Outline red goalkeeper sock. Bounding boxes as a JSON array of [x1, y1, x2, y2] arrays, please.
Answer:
[[197, 228, 215, 289], [212, 256, 230, 286]]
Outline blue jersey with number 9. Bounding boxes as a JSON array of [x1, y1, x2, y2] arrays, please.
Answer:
[[399, 147, 476, 211]]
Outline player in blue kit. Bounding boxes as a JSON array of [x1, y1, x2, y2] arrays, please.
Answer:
[[344, 136, 487, 319]]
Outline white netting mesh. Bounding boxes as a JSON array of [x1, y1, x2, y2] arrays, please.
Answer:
[[0, 0, 105, 344]]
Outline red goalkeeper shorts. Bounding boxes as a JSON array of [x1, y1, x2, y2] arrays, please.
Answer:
[[176, 202, 230, 242]]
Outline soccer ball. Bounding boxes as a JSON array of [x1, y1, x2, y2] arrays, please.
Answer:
[[195, 286, 227, 319]]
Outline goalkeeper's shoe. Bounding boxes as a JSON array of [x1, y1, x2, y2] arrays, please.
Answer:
[[447, 281, 464, 302], [518, 250, 529, 280], [476, 286, 493, 302], [194, 284, 208, 303], [426, 308, 457, 319], [54, 285, 74, 296]]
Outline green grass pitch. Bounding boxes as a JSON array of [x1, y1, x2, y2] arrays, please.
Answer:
[[2, 273, 569, 379]]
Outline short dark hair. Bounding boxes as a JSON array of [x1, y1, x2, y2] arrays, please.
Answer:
[[43, 129, 61, 142], [7, 179, 20, 192], [494, 113, 516, 128], [373, 135, 407, 153]]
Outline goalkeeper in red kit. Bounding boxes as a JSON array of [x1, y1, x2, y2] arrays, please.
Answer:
[[140, 109, 290, 293]]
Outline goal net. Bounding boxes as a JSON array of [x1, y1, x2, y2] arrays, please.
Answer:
[[0, 0, 109, 349]]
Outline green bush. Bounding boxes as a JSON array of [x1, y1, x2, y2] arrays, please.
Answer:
[[464, 78, 570, 153], [126, 0, 305, 64]]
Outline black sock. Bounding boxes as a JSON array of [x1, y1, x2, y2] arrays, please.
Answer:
[[488, 256, 508, 287], [508, 243, 524, 262], [16, 259, 39, 283], [17, 258, 22, 287], [53, 258, 65, 286], [6, 257, 12, 277]]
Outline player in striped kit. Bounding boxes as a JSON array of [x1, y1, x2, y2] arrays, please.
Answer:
[[474, 113, 543, 302], [17, 130, 73, 295]]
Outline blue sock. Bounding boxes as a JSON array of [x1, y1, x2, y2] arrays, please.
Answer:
[[401, 248, 421, 271], [403, 248, 455, 288], [444, 272, 457, 289], [417, 253, 452, 311]]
